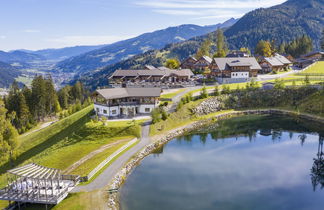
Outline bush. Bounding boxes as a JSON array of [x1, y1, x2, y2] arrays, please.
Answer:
[[221, 85, 231, 94], [200, 86, 208, 99]]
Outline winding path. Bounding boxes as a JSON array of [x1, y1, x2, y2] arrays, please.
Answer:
[[72, 121, 151, 192]]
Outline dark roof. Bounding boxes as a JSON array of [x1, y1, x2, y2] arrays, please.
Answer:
[[213, 57, 261, 71], [96, 88, 161, 100], [110, 68, 194, 78], [302, 51, 324, 58]]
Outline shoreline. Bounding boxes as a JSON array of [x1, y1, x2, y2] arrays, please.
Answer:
[[106, 109, 324, 209]]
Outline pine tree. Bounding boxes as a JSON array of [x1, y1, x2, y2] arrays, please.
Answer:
[[279, 42, 286, 54], [71, 82, 84, 103], [213, 28, 228, 58], [16, 92, 30, 131], [31, 75, 47, 120], [321, 29, 324, 50], [44, 76, 59, 115], [58, 86, 70, 109]]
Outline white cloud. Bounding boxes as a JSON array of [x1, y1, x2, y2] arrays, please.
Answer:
[[23, 29, 40, 33], [46, 35, 134, 46], [136, 0, 286, 9], [0, 35, 6, 39], [135, 0, 286, 20], [153, 9, 201, 16]]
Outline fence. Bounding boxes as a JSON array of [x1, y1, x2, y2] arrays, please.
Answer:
[[85, 138, 138, 181]]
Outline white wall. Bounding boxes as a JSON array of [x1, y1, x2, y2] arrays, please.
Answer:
[[231, 72, 249, 78], [94, 103, 157, 117], [94, 104, 119, 117], [138, 104, 156, 114]]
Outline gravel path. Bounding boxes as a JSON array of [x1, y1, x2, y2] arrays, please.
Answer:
[[72, 121, 151, 192]]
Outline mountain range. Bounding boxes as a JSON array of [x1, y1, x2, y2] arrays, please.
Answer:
[[54, 18, 237, 75], [76, 0, 324, 90], [20, 45, 107, 61]]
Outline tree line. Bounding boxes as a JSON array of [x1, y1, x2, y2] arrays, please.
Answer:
[[3, 76, 90, 134]]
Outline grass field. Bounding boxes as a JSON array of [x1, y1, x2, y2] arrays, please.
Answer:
[[302, 61, 324, 74]]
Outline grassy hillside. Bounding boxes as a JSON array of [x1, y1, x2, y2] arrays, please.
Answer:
[[298, 90, 324, 116], [0, 105, 142, 188]]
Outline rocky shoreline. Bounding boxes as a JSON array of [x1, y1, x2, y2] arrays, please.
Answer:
[[106, 109, 324, 209]]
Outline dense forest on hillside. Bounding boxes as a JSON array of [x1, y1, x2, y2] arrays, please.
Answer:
[[225, 0, 324, 49]]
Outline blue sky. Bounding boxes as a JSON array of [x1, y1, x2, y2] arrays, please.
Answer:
[[0, 0, 286, 51]]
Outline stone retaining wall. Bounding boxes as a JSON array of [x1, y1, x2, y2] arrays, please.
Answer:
[[107, 109, 324, 209]]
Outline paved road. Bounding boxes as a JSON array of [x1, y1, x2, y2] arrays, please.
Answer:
[[257, 67, 303, 82], [73, 121, 151, 192], [169, 86, 203, 112]]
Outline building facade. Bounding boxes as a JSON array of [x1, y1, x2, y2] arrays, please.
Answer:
[[108, 67, 195, 89], [193, 56, 213, 71], [259, 54, 292, 73], [209, 57, 261, 83], [93, 88, 161, 118], [180, 56, 197, 69]]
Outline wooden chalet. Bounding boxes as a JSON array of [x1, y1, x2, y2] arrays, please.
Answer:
[[209, 57, 261, 79], [108, 66, 195, 89], [302, 51, 324, 61], [93, 88, 161, 118], [259, 54, 292, 73], [193, 55, 213, 71], [180, 56, 197, 69]]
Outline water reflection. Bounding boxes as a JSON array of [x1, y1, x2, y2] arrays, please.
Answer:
[[311, 136, 324, 191], [121, 115, 324, 210]]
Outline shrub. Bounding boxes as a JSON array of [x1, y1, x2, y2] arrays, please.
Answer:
[[200, 86, 208, 99]]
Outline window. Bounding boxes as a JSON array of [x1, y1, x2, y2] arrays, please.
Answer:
[[145, 108, 151, 113], [112, 110, 117, 115], [103, 109, 107, 114], [96, 108, 100, 113]]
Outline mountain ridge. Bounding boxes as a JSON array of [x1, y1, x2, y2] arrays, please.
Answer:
[[54, 18, 238, 75]]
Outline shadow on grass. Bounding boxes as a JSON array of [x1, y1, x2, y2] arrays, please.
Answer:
[[0, 112, 91, 176]]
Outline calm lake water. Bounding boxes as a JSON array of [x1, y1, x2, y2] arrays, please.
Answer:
[[120, 115, 324, 210]]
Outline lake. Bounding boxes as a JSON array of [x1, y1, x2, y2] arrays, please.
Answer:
[[120, 115, 324, 210]]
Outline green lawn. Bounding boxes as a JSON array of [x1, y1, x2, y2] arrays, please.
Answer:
[[160, 89, 186, 99], [70, 140, 131, 177], [301, 61, 324, 74]]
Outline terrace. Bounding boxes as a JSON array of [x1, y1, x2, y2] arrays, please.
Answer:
[[0, 163, 79, 206]]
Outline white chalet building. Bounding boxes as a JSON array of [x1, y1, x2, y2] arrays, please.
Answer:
[[93, 88, 161, 118]]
